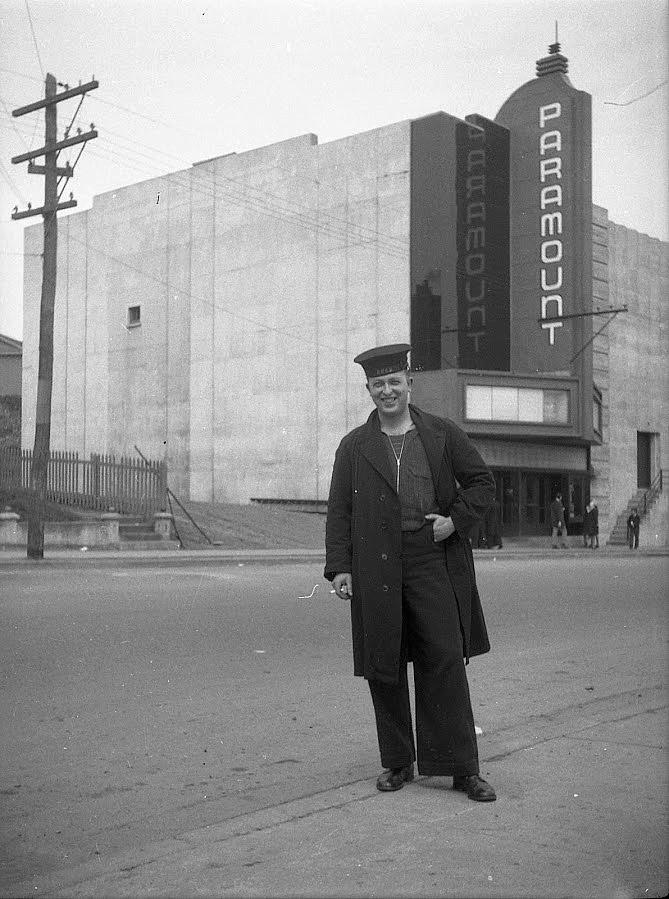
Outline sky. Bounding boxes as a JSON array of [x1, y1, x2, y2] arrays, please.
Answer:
[[1, 0, 667, 341]]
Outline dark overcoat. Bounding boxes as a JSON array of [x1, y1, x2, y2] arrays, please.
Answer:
[[324, 404, 495, 684]]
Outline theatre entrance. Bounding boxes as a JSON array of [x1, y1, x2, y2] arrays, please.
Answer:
[[492, 469, 589, 537]]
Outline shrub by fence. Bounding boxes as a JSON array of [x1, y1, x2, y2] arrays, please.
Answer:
[[0, 447, 167, 517]]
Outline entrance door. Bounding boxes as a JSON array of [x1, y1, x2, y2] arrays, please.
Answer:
[[520, 472, 564, 535], [637, 432, 652, 489], [498, 471, 519, 537], [522, 473, 543, 535]]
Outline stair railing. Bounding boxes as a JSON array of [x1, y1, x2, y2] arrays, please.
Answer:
[[641, 469, 663, 515]]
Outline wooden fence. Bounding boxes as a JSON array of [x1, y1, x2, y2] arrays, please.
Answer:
[[0, 447, 167, 517]]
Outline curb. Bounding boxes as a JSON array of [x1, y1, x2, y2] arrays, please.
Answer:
[[0, 545, 666, 567]]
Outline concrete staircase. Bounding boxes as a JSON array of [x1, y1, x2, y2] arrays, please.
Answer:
[[608, 473, 664, 545], [118, 518, 180, 550]]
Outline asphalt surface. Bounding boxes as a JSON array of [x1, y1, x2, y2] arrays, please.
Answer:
[[0, 552, 667, 898]]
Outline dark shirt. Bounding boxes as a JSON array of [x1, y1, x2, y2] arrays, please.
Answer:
[[550, 499, 565, 527], [384, 427, 439, 531], [627, 514, 640, 532]]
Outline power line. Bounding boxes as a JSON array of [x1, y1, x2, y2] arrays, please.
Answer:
[[0, 66, 43, 82], [2, 72, 411, 252], [90, 94, 194, 136], [0, 160, 29, 204], [0, 113, 409, 256], [604, 79, 668, 107], [62, 229, 357, 359], [5, 115, 614, 309], [23, 0, 44, 79], [85, 143, 409, 258], [569, 310, 624, 364], [0, 91, 32, 151], [89, 127, 410, 252]]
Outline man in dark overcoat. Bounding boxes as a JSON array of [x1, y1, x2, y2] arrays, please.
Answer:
[[484, 497, 503, 549], [550, 493, 567, 548], [591, 502, 599, 548], [627, 507, 641, 549], [324, 344, 497, 801]]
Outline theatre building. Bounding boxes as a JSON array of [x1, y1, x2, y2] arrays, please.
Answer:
[[20, 43, 668, 543]]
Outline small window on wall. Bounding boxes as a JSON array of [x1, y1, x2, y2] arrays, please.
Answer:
[[127, 305, 141, 328]]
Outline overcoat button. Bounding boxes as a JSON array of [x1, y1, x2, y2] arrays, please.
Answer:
[[383, 584, 389, 592], [381, 553, 388, 560]]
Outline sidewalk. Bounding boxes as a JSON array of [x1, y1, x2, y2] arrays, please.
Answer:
[[2, 548, 666, 898], [0, 542, 667, 567], [8, 686, 666, 898]]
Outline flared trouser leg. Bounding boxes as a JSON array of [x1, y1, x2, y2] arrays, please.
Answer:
[[368, 660, 416, 769], [368, 529, 479, 777]]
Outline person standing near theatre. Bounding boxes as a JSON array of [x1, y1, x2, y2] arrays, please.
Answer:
[[485, 497, 503, 549], [325, 344, 497, 802], [627, 507, 641, 549], [591, 502, 600, 548], [550, 492, 567, 548], [583, 502, 596, 549]]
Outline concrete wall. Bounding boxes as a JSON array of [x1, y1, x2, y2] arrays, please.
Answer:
[[0, 512, 120, 549], [589, 205, 611, 538], [19, 124, 665, 516], [21, 125, 411, 503], [640, 485, 669, 547], [0, 336, 22, 396], [188, 126, 410, 503], [606, 222, 669, 533]]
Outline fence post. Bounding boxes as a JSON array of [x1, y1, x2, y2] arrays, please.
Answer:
[[92, 453, 100, 504], [153, 511, 175, 540], [0, 507, 21, 546], [159, 459, 168, 512]]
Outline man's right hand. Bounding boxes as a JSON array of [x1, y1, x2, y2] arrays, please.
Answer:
[[333, 573, 353, 600]]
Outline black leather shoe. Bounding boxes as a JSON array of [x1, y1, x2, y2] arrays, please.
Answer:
[[453, 774, 496, 802], [376, 764, 414, 792]]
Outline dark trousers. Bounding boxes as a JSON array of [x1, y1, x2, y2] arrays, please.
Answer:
[[368, 525, 479, 777]]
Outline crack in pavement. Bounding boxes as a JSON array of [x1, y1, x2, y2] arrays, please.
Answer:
[[7, 682, 664, 898]]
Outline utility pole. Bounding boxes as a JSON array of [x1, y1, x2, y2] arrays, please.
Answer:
[[11, 74, 98, 559]]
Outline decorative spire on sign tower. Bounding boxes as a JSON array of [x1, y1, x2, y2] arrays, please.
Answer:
[[536, 21, 569, 76]]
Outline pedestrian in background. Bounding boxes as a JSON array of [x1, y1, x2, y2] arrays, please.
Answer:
[[583, 502, 596, 549], [550, 492, 567, 548], [627, 507, 641, 549], [591, 502, 600, 548], [325, 343, 497, 802], [485, 497, 503, 549], [469, 518, 487, 549]]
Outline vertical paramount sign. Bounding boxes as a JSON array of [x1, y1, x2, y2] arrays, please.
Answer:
[[495, 45, 593, 374], [456, 115, 511, 370], [538, 101, 565, 346]]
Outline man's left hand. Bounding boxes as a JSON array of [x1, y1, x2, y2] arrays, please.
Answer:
[[425, 513, 455, 542]]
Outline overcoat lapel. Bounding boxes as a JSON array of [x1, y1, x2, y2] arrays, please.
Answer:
[[357, 412, 397, 492], [410, 406, 447, 491]]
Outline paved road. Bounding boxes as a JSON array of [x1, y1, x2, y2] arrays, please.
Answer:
[[0, 555, 667, 897]]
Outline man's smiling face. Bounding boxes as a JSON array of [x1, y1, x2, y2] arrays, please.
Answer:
[[366, 370, 411, 418]]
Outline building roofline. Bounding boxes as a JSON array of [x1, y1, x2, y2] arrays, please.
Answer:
[[0, 333, 22, 352]]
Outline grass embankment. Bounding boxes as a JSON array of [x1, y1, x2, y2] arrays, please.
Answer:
[[0, 487, 326, 549], [0, 487, 91, 521], [170, 501, 326, 550]]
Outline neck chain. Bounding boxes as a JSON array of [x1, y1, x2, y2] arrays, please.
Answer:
[[387, 432, 408, 493]]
